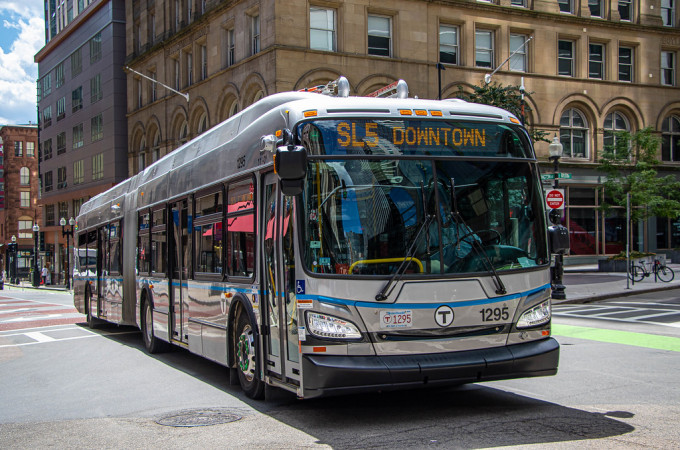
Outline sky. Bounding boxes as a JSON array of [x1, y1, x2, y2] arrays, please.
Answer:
[[0, 0, 45, 125]]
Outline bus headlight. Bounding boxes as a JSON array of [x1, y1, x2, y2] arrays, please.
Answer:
[[517, 300, 551, 329], [306, 312, 362, 340]]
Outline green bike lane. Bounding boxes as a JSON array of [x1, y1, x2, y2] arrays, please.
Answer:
[[552, 323, 680, 352]]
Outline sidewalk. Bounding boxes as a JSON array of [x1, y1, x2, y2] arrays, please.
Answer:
[[2, 281, 69, 292], [558, 263, 680, 304]]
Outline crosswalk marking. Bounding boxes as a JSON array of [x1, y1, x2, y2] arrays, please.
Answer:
[[554, 301, 680, 328], [23, 331, 56, 343], [0, 325, 139, 348]]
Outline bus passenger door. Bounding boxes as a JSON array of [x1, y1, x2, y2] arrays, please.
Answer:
[[170, 200, 191, 344], [261, 174, 301, 385]]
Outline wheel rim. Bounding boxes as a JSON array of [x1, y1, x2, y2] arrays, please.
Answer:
[[145, 303, 153, 344], [237, 324, 256, 382]]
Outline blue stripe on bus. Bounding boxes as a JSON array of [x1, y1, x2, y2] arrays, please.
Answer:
[[297, 283, 551, 310]]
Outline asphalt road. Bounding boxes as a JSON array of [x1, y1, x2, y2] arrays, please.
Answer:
[[1, 288, 679, 448]]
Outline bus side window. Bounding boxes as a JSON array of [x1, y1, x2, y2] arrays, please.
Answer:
[[226, 177, 256, 279]]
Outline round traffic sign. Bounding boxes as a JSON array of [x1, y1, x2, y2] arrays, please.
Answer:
[[546, 189, 564, 209]]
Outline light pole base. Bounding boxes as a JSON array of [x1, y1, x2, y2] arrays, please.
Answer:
[[551, 283, 567, 300]]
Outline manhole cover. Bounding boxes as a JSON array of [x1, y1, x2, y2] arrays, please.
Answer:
[[156, 408, 243, 427]]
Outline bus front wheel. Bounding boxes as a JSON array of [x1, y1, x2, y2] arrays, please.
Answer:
[[235, 313, 265, 399]]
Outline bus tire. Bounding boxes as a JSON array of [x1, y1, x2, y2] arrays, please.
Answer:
[[235, 312, 265, 399], [141, 299, 169, 354]]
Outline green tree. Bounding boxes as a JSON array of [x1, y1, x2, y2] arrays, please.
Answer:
[[599, 126, 680, 223], [456, 80, 549, 144]]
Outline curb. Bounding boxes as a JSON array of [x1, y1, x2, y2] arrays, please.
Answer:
[[554, 283, 680, 305], [3, 284, 69, 293]]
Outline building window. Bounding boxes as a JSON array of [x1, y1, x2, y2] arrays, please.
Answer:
[[589, 43, 605, 79], [20, 191, 30, 208], [310, 7, 336, 51], [26, 142, 34, 157], [662, 0, 676, 27], [20, 167, 30, 185], [71, 48, 82, 77], [152, 130, 161, 162], [619, 46, 634, 82], [558, 40, 574, 76], [43, 139, 52, 160], [57, 132, 66, 154], [57, 96, 65, 120], [72, 86, 82, 113], [619, 0, 633, 21], [560, 108, 589, 158], [73, 160, 84, 185], [475, 30, 494, 68], [510, 0, 526, 6], [251, 14, 260, 55], [57, 167, 67, 189], [368, 15, 391, 57], [137, 77, 143, 108], [148, 11, 155, 44], [178, 120, 188, 147], [558, 0, 573, 13], [14, 141, 22, 157], [18, 219, 33, 238], [174, 0, 180, 30], [662, 115, 680, 161], [198, 113, 208, 134], [200, 44, 208, 80], [58, 201, 68, 221], [509, 34, 528, 72], [589, 0, 603, 17], [90, 74, 102, 103], [73, 123, 84, 149], [45, 204, 55, 226], [93, 152, 104, 180], [91, 114, 103, 142], [148, 70, 157, 102], [42, 75, 51, 97], [73, 198, 84, 217], [439, 24, 459, 65], [174, 58, 180, 91], [603, 112, 630, 151], [44, 172, 53, 193], [42, 106, 52, 128], [187, 0, 192, 23], [55, 62, 64, 88], [90, 32, 102, 63], [662, 51, 676, 86], [227, 28, 235, 67], [185, 51, 193, 87]]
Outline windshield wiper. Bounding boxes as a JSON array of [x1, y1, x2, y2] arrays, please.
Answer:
[[450, 178, 507, 295], [375, 213, 434, 301]]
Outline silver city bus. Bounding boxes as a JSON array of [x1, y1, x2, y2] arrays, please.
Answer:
[[73, 78, 560, 399]]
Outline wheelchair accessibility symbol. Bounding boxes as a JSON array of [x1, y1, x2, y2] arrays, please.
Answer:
[[296, 280, 305, 294]]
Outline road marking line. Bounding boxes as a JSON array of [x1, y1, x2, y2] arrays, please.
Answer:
[[553, 324, 680, 352], [0, 330, 139, 348], [24, 331, 56, 343]]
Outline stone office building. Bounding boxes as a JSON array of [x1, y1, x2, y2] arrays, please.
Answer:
[[35, 0, 128, 282], [125, 0, 680, 262]]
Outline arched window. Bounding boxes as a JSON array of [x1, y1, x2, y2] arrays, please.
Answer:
[[19, 167, 30, 185], [178, 120, 188, 147], [228, 101, 239, 118], [138, 137, 146, 172], [198, 113, 208, 134], [152, 130, 161, 162], [662, 115, 680, 162], [252, 90, 264, 103], [603, 112, 630, 151], [560, 108, 589, 158]]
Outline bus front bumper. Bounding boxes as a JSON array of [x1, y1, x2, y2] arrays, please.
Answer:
[[301, 337, 559, 399]]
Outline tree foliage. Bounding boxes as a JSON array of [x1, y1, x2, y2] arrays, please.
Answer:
[[599, 126, 680, 222], [456, 80, 550, 144]]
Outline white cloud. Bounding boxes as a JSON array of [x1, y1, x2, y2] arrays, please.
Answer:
[[0, 1, 44, 124]]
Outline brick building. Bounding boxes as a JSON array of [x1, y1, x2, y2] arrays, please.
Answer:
[[0, 125, 40, 281]]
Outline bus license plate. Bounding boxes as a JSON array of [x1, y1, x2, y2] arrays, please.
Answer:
[[380, 310, 413, 329]]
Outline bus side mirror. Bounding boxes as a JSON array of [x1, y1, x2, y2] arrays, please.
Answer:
[[548, 225, 569, 255], [274, 145, 307, 196]]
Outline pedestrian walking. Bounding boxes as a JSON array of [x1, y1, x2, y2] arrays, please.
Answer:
[[41, 265, 47, 285]]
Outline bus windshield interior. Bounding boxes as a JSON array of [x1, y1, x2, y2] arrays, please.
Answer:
[[298, 120, 548, 277]]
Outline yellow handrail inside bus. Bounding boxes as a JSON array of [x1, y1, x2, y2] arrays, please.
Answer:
[[348, 257, 424, 274]]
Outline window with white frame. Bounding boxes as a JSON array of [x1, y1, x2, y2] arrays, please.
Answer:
[[509, 34, 528, 72], [662, 0, 676, 27], [20, 167, 30, 185], [185, 50, 193, 87], [91, 74, 102, 103], [510, 0, 526, 6], [20, 191, 30, 208], [91, 114, 103, 142], [475, 30, 494, 68], [603, 111, 630, 151], [251, 14, 260, 55], [662, 115, 680, 161], [560, 108, 589, 158], [558, 39, 574, 76], [18, 219, 33, 238], [619, 46, 634, 82], [227, 28, 235, 66], [619, 0, 633, 21], [310, 7, 336, 51], [439, 24, 459, 65], [662, 51, 676, 86], [14, 141, 22, 157], [92, 152, 104, 180], [73, 160, 84, 185], [589, 43, 605, 79], [73, 123, 83, 149], [558, 0, 573, 13], [57, 97, 65, 120], [367, 15, 391, 57], [26, 142, 34, 157], [200, 44, 207, 80]]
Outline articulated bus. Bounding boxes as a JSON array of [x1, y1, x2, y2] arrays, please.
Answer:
[[73, 77, 560, 399]]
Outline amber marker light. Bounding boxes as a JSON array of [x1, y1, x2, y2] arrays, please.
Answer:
[[510, 117, 521, 124], [430, 110, 443, 117], [415, 110, 427, 116], [303, 110, 318, 118], [399, 109, 412, 115]]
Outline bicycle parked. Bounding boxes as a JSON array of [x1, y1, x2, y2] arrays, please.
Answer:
[[629, 259, 675, 282]]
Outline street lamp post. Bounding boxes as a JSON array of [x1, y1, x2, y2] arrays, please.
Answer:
[[32, 224, 40, 287], [61, 217, 75, 290], [548, 136, 567, 300], [10, 235, 17, 284]]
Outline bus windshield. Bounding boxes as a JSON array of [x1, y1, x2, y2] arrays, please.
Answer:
[[298, 120, 548, 277]]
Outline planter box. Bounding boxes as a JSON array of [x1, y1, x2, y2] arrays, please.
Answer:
[[598, 255, 665, 272]]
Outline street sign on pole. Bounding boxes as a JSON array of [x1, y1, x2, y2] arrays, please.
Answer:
[[541, 173, 572, 180], [545, 189, 565, 210]]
